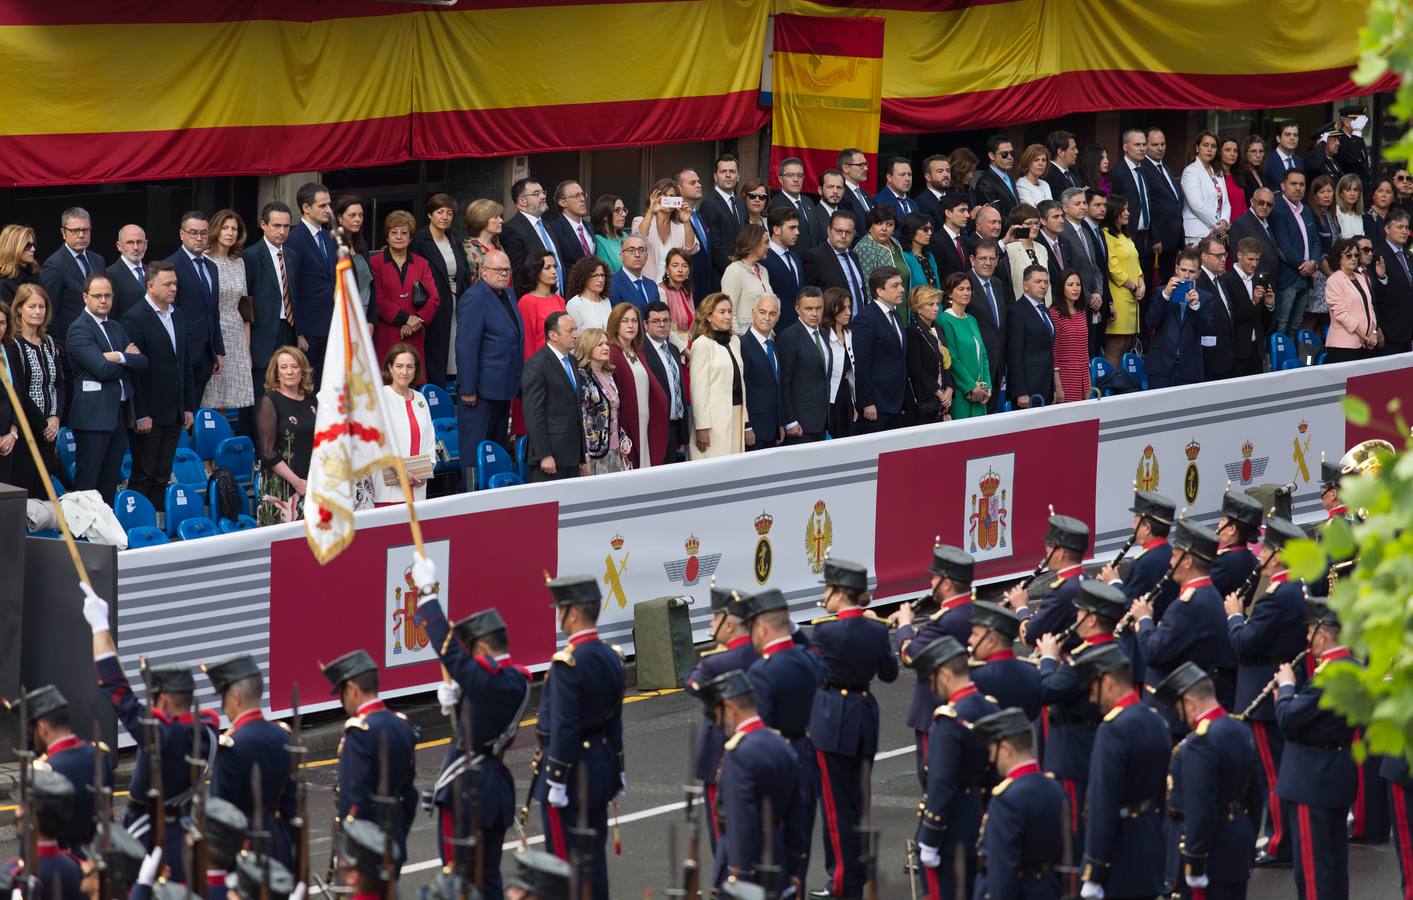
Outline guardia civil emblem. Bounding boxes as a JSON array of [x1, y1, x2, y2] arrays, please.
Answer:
[[1291, 420, 1312, 484], [603, 533, 629, 609]]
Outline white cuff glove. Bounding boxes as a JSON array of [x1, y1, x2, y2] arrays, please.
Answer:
[[614, 772, 627, 804], [547, 781, 569, 808], [1185, 874, 1210, 889], [81, 582, 110, 634], [138, 847, 163, 887], [437, 681, 461, 717], [290, 882, 307, 900], [918, 843, 941, 868], [1080, 881, 1105, 899], [412, 553, 438, 593]]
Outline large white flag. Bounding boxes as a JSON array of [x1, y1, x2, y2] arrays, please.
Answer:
[[304, 249, 399, 564]]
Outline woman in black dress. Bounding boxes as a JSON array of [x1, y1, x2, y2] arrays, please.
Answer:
[[4, 283, 66, 496], [821, 287, 855, 439], [256, 345, 319, 526], [904, 285, 953, 425]]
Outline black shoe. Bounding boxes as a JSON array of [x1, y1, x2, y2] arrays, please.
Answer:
[[1253, 850, 1292, 868]]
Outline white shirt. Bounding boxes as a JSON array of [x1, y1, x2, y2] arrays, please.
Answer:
[[827, 327, 850, 401], [1274, 149, 1297, 170], [715, 187, 739, 215], [650, 338, 684, 419], [264, 239, 291, 314], [565, 294, 612, 331], [872, 300, 903, 344], [85, 308, 127, 398], [146, 296, 177, 350], [302, 218, 324, 243], [1202, 267, 1229, 313]]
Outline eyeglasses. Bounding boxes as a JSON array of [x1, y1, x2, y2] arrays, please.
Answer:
[[63, 226, 91, 234], [1397, 175, 1412, 182], [918, 226, 934, 233], [1251, 200, 1273, 208], [846, 160, 867, 169], [1359, 247, 1375, 254], [745, 193, 768, 201], [623, 246, 647, 254], [997, 150, 1014, 158], [184, 229, 209, 238], [86, 292, 113, 300], [481, 266, 511, 275], [562, 192, 586, 201]]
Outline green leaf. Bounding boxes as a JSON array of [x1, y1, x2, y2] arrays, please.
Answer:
[[1283, 538, 1327, 582], [1323, 516, 1355, 561], [1344, 395, 1372, 426]]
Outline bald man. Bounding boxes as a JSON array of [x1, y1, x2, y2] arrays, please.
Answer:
[[456, 249, 526, 490], [105, 224, 149, 317]]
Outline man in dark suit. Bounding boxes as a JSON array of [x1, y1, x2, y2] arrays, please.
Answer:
[[1037, 201, 1069, 289], [1145, 250, 1215, 388], [167, 211, 225, 404], [776, 287, 831, 444], [521, 310, 585, 482], [1375, 209, 1413, 353], [771, 156, 821, 251], [675, 166, 720, 296], [968, 239, 1012, 410], [66, 273, 147, 504], [813, 170, 847, 245], [1059, 187, 1104, 309], [409, 194, 470, 388], [1043, 130, 1083, 197], [642, 301, 687, 463], [874, 157, 919, 219], [105, 225, 149, 318], [1006, 265, 1057, 407], [1223, 237, 1277, 376], [738, 295, 784, 451], [608, 235, 660, 312], [245, 201, 300, 390], [1142, 128, 1185, 286], [456, 250, 525, 489], [501, 179, 563, 292], [1226, 189, 1284, 281], [970, 135, 1020, 220], [838, 148, 875, 236], [41, 206, 107, 358], [803, 211, 867, 314], [1196, 237, 1236, 381], [929, 193, 973, 277], [1270, 169, 1322, 338], [120, 260, 195, 511], [285, 182, 336, 382], [700, 155, 746, 277], [761, 207, 805, 332], [547, 180, 596, 273], [914, 154, 953, 229], [851, 267, 908, 432], [1264, 121, 1304, 188], [1110, 128, 1155, 264]]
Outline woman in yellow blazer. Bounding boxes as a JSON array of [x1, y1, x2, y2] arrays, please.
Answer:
[[1103, 196, 1145, 366], [688, 293, 747, 459]]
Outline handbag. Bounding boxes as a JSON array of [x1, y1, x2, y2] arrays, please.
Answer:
[[237, 294, 253, 324], [410, 280, 430, 311]]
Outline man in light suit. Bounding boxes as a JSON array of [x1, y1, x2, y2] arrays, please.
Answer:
[[1270, 168, 1323, 338], [1058, 188, 1105, 316], [803, 211, 867, 314], [1006, 266, 1058, 407], [775, 287, 831, 443], [1142, 128, 1185, 286], [456, 250, 525, 490], [761, 207, 806, 332], [501, 179, 563, 291], [968, 240, 1012, 411], [547, 180, 596, 272], [521, 311, 585, 482], [873, 157, 919, 219], [738, 295, 784, 451], [66, 274, 147, 504], [167, 211, 224, 403], [244, 201, 301, 389], [700, 155, 747, 276], [770, 157, 821, 251], [608, 235, 660, 312], [642, 301, 687, 463], [285, 182, 336, 383], [1146, 250, 1215, 388], [676, 166, 720, 296], [41, 206, 107, 357], [120, 260, 195, 511], [852, 266, 908, 432], [105, 225, 149, 319]]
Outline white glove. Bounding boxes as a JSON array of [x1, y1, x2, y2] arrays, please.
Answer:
[[1080, 881, 1105, 899], [290, 883, 307, 900], [547, 781, 569, 808], [81, 582, 110, 633], [437, 681, 461, 717], [1185, 874, 1210, 889], [138, 847, 163, 887], [614, 772, 627, 804], [412, 554, 437, 593], [918, 843, 941, 868]]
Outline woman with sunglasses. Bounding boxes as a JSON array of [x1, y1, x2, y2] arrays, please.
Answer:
[[739, 177, 770, 228], [1324, 237, 1380, 362], [0, 225, 41, 304]]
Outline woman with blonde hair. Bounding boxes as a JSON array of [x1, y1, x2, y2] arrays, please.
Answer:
[[688, 293, 746, 459], [1335, 174, 1366, 239], [462, 198, 504, 284], [635, 177, 699, 282], [574, 327, 632, 474], [255, 345, 318, 525], [1015, 144, 1054, 206], [904, 284, 952, 425], [0, 224, 41, 303]]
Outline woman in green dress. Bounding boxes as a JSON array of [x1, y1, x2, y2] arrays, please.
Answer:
[[935, 272, 991, 418]]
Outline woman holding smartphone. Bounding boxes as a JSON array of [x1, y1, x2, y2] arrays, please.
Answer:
[[1003, 204, 1050, 303]]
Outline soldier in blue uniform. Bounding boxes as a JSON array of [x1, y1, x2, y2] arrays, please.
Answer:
[[969, 601, 1041, 721], [226, 850, 297, 900], [1223, 516, 1308, 867], [84, 585, 217, 883], [971, 707, 1069, 900], [1382, 754, 1413, 900], [506, 849, 571, 900], [202, 797, 251, 900], [806, 558, 898, 899], [202, 654, 296, 868], [740, 586, 821, 888], [11, 684, 112, 858], [699, 669, 810, 895], [1318, 455, 1352, 521], [890, 544, 975, 788], [1154, 662, 1258, 900], [1071, 643, 1170, 900], [1005, 515, 1090, 648], [7, 769, 86, 900], [319, 649, 418, 876], [911, 635, 998, 900], [1097, 490, 1179, 622], [1032, 580, 1130, 869], [1211, 490, 1262, 600], [532, 575, 625, 900], [1273, 597, 1359, 900], [684, 584, 758, 855], [413, 554, 532, 900]]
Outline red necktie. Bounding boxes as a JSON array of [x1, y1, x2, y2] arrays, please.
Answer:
[[956, 236, 969, 271], [576, 223, 591, 255]]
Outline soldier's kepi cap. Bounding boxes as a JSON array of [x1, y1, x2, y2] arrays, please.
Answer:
[[20, 684, 67, 721], [971, 707, 1032, 744], [1306, 596, 1341, 628], [546, 575, 600, 609], [505, 849, 571, 899], [96, 823, 148, 890], [202, 654, 261, 696], [145, 664, 196, 695], [338, 818, 390, 878], [697, 669, 755, 708], [709, 583, 736, 613], [929, 544, 974, 583], [423, 870, 483, 900], [1172, 519, 1220, 563], [823, 558, 869, 594], [28, 768, 74, 818], [738, 587, 788, 621], [1070, 641, 1131, 683], [1263, 517, 1307, 552], [1075, 581, 1127, 623], [202, 797, 250, 862], [1340, 104, 1367, 117], [1130, 490, 1177, 525], [910, 634, 968, 677], [321, 649, 377, 695], [971, 601, 1021, 642], [1152, 661, 1211, 707], [228, 852, 296, 900], [1321, 456, 1344, 490], [1044, 515, 1090, 553], [152, 882, 199, 900], [1220, 490, 1264, 529], [453, 608, 508, 647]]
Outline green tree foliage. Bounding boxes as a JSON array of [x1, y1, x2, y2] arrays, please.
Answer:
[[1355, 0, 1413, 160]]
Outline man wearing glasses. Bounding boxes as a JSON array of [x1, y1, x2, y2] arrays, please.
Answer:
[[41, 207, 108, 365], [455, 250, 525, 491], [609, 235, 659, 313], [166, 211, 225, 402], [970, 135, 1019, 220], [547, 180, 595, 270], [66, 274, 146, 504], [105, 224, 150, 318], [837, 148, 874, 238], [1227, 187, 1282, 284], [770, 156, 820, 250]]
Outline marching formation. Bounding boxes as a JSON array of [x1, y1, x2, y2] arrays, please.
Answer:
[[3, 444, 1406, 900]]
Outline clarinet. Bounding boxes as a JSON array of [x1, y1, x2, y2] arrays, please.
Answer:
[[1237, 649, 1308, 720], [1022, 621, 1080, 665], [1016, 549, 1057, 591], [1110, 531, 1137, 569], [1115, 559, 1181, 633], [1234, 561, 1266, 612]]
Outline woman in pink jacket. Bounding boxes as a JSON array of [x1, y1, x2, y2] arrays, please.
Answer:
[[1323, 237, 1381, 363]]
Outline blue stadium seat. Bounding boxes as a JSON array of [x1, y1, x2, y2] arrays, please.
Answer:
[[515, 435, 529, 482], [120, 452, 132, 484], [1119, 352, 1148, 390], [171, 447, 206, 487], [126, 526, 170, 548], [50, 476, 66, 498], [177, 428, 194, 451], [56, 426, 78, 481], [1297, 328, 1323, 349], [164, 483, 206, 538], [488, 472, 524, 488], [1269, 333, 1298, 369], [434, 420, 460, 473], [193, 408, 233, 460], [214, 436, 256, 493], [177, 517, 219, 540], [1090, 357, 1115, 397], [420, 383, 454, 423], [218, 515, 258, 533], [1279, 358, 1303, 370], [475, 440, 513, 490], [114, 490, 157, 532]]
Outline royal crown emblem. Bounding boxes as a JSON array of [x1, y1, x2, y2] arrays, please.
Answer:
[[1241, 440, 1254, 459], [754, 510, 774, 584], [609, 533, 625, 550], [1185, 438, 1201, 461], [754, 510, 775, 535], [684, 535, 701, 555], [664, 534, 720, 587], [1224, 439, 1268, 486], [968, 467, 1009, 553], [1298, 420, 1309, 434], [979, 468, 1001, 498], [1184, 438, 1201, 504]]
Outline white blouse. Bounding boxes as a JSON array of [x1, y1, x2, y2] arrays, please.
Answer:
[[373, 384, 436, 504], [566, 294, 613, 331]]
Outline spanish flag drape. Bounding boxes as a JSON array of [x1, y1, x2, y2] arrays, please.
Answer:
[[770, 13, 885, 198]]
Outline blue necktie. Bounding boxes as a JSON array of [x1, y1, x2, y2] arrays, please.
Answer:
[[75, 252, 90, 279], [982, 279, 998, 325], [535, 219, 564, 293], [133, 263, 145, 286], [195, 256, 212, 298], [765, 337, 778, 381], [635, 277, 648, 306], [1039, 303, 1054, 338], [690, 212, 709, 253], [316, 231, 329, 263], [560, 354, 576, 391], [839, 252, 863, 313]]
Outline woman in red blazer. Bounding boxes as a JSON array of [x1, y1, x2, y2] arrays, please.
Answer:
[[606, 302, 667, 468], [1323, 237, 1381, 363], [371, 210, 441, 380]]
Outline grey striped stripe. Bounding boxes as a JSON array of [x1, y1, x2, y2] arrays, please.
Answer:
[[1098, 387, 1344, 440]]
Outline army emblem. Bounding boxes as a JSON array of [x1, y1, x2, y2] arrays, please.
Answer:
[[804, 500, 833, 574], [664, 534, 721, 587], [1224, 439, 1269, 486], [603, 533, 629, 609], [968, 467, 1009, 554], [753, 510, 774, 585], [1291, 420, 1312, 483], [1183, 438, 1201, 504], [1135, 445, 1159, 491]]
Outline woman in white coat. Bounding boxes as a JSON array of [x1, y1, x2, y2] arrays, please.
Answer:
[[688, 293, 746, 459], [1180, 130, 1229, 247], [374, 343, 437, 504]]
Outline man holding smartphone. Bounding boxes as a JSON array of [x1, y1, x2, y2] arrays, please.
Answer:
[[1221, 237, 1277, 377], [1145, 249, 1214, 387]]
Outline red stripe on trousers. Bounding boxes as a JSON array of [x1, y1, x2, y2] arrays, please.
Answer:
[[1352, 729, 1367, 835], [1297, 804, 1318, 900], [1042, 705, 1050, 744], [924, 860, 941, 900], [1253, 722, 1285, 855], [1393, 785, 1413, 899], [546, 806, 568, 861], [706, 783, 720, 842], [440, 808, 454, 862], [1062, 779, 1079, 835], [816, 749, 846, 896], [1193, 888, 1206, 900]]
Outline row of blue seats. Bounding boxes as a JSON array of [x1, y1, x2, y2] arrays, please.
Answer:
[[1088, 329, 1327, 398], [118, 482, 257, 547]]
